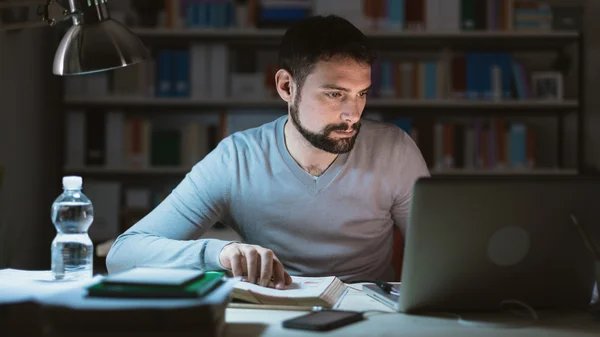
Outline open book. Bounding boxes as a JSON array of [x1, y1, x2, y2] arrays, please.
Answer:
[[231, 276, 348, 309]]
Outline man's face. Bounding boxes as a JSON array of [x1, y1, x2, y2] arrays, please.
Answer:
[[289, 56, 371, 154]]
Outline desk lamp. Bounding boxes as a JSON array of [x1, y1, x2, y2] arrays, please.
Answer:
[[0, 0, 150, 75]]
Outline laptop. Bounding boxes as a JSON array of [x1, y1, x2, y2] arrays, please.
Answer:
[[396, 175, 600, 314]]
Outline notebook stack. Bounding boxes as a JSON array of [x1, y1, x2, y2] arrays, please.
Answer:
[[86, 267, 224, 299], [4, 268, 236, 337]]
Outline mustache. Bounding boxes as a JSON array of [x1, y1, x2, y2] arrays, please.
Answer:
[[326, 122, 361, 133]]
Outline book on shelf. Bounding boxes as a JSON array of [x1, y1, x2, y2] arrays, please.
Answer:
[[119, 0, 568, 32], [65, 46, 556, 104], [64, 113, 549, 174], [84, 180, 122, 241], [396, 117, 537, 171], [72, 1, 575, 103], [231, 275, 348, 309], [64, 111, 219, 171]]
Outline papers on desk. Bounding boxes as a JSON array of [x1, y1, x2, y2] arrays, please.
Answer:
[[0, 268, 55, 280], [0, 268, 101, 304]]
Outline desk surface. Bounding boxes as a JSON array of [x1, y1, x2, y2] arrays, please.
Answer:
[[1, 270, 599, 337], [224, 284, 600, 337]]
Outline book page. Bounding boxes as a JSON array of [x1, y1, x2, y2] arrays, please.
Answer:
[[233, 276, 336, 299]]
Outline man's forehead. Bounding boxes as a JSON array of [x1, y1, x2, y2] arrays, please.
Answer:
[[313, 56, 371, 71], [308, 59, 371, 82]]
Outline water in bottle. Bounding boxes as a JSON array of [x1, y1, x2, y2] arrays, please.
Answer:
[[51, 176, 94, 281]]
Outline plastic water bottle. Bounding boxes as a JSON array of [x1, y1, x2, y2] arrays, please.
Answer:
[[51, 176, 94, 281]]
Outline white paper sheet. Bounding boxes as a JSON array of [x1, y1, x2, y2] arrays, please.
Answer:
[[233, 276, 335, 298], [0, 268, 100, 304]]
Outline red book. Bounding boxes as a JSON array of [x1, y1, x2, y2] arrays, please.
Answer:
[[451, 56, 467, 99]]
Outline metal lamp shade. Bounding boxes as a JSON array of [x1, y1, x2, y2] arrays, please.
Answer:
[[53, 19, 150, 76]]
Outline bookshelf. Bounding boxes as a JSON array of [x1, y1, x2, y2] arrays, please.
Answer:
[[64, 166, 578, 177], [58, 0, 586, 246], [64, 96, 579, 113], [131, 27, 580, 50], [63, 29, 584, 171], [63, 167, 193, 176]]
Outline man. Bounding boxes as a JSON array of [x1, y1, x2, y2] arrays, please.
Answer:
[[106, 15, 429, 289]]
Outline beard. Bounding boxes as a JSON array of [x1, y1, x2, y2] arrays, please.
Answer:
[[289, 97, 361, 154]]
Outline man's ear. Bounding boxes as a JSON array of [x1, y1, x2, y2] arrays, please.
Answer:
[[275, 69, 294, 103]]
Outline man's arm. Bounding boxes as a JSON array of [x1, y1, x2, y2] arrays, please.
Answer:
[[106, 138, 234, 274], [391, 132, 430, 237]]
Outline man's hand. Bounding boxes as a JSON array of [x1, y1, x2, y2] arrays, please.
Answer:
[[219, 243, 293, 289]]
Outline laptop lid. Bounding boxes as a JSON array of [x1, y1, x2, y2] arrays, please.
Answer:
[[398, 175, 599, 314]]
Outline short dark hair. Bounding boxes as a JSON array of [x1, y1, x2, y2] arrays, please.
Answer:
[[278, 15, 377, 92]]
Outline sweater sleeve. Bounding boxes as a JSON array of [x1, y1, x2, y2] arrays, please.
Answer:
[[391, 131, 430, 237], [106, 138, 235, 274]]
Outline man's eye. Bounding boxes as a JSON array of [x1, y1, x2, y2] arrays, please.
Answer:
[[359, 91, 369, 97], [326, 92, 342, 98]]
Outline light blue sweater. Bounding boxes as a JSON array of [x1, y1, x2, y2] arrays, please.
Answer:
[[106, 116, 430, 281]]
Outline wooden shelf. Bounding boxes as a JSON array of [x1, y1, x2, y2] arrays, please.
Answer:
[[64, 167, 192, 175], [64, 96, 579, 114], [65, 166, 577, 177], [65, 96, 286, 109], [431, 168, 578, 175], [132, 28, 580, 49]]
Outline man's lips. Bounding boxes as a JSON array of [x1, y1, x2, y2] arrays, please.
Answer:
[[332, 130, 356, 137]]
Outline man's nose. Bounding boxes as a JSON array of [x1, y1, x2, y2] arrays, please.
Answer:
[[341, 99, 362, 124]]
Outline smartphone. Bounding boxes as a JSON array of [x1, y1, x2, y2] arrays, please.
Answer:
[[282, 310, 364, 331]]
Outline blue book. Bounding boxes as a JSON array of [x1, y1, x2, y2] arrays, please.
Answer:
[[465, 53, 480, 100], [371, 59, 382, 98], [225, 0, 234, 27], [260, 8, 307, 21], [490, 53, 514, 99], [388, 0, 405, 29], [186, 1, 199, 27], [380, 61, 392, 96], [198, 0, 209, 27], [512, 62, 526, 99], [174, 50, 190, 97], [395, 118, 412, 135], [156, 50, 175, 97], [215, 0, 228, 28], [479, 53, 494, 100], [425, 62, 437, 100], [509, 124, 527, 168], [208, 0, 218, 28]]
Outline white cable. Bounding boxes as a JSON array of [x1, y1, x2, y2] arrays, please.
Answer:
[[499, 299, 539, 321]]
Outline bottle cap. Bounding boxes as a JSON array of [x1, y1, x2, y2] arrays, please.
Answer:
[[62, 176, 82, 190]]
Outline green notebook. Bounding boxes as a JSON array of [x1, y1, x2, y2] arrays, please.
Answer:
[[87, 270, 226, 299]]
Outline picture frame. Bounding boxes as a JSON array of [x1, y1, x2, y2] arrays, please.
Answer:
[[531, 72, 564, 100]]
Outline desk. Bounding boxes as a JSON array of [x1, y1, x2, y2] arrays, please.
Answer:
[[1, 271, 600, 337], [224, 284, 600, 337]]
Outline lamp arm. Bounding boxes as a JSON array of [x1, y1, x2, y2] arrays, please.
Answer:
[[0, 0, 79, 32]]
